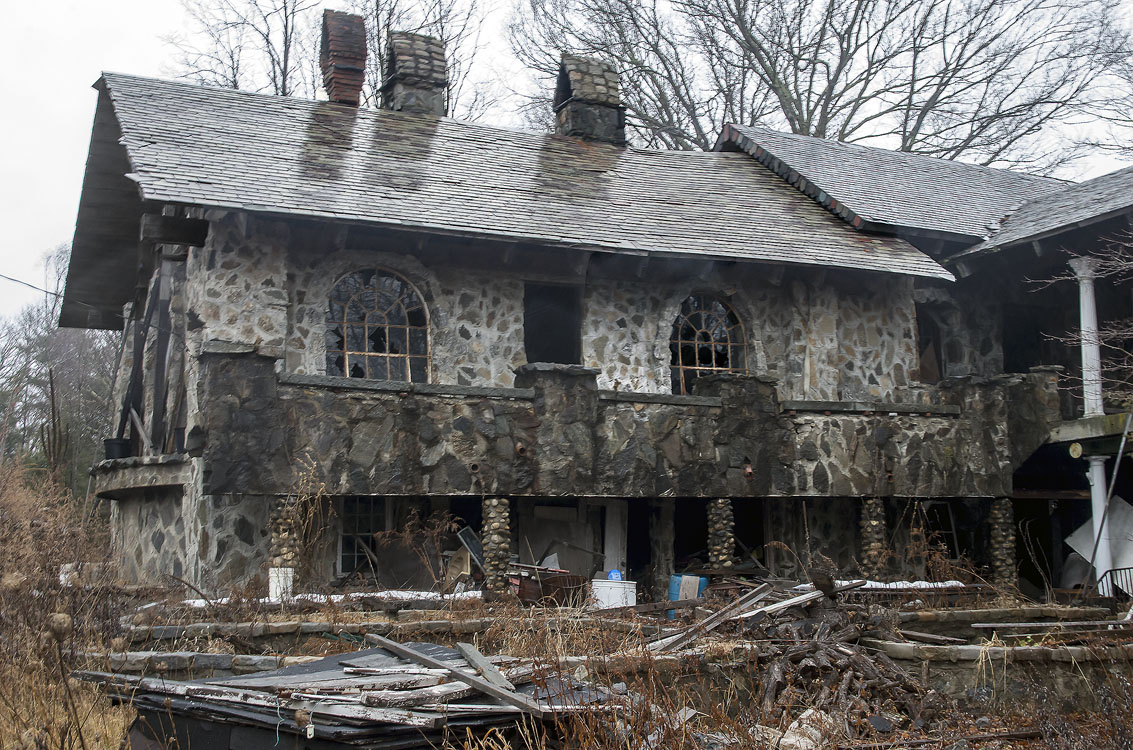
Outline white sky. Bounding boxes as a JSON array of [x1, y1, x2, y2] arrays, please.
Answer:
[[0, 1, 1129, 324]]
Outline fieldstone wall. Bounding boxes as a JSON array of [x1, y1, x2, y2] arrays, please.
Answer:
[[183, 210, 925, 402], [111, 488, 188, 583], [108, 457, 272, 592], [193, 353, 1059, 502]]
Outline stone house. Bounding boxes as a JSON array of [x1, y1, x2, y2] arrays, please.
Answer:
[[62, 10, 1132, 596]]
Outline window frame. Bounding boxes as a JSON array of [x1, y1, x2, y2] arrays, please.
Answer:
[[325, 267, 431, 383], [669, 293, 749, 394]]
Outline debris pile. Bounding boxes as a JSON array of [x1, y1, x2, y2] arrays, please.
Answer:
[[79, 638, 611, 748]]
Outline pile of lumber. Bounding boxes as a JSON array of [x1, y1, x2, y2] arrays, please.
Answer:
[[77, 637, 612, 749]]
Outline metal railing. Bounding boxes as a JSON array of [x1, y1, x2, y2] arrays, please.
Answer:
[[1094, 567, 1133, 603]]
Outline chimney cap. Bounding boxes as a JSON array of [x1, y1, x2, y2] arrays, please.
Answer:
[[554, 54, 621, 110], [383, 32, 448, 91]]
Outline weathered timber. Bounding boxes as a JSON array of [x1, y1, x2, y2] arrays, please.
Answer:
[[365, 634, 547, 718]]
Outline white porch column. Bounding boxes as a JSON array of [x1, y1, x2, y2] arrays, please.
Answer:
[[1068, 257, 1104, 417], [1086, 455, 1114, 596], [603, 499, 628, 575]]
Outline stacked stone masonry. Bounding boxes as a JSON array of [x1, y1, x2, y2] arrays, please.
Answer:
[[481, 497, 512, 593], [189, 211, 984, 403]]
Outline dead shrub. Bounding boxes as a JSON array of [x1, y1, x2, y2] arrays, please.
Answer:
[[0, 462, 132, 747]]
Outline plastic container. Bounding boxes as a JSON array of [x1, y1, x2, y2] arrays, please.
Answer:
[[591, 578, 637, 609], [668, 574, 708, 601], [667, 574, 708, 619]]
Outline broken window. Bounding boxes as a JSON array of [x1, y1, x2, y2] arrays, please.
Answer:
[[326, 269, 429, 382], [340, 496, 387, 575], [669, 294, 747, 394], [524, 283, 582, 365]]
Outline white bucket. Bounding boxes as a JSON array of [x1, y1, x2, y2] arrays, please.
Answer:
[[590, 579, 636, 609], [269, 567, 295, 601]]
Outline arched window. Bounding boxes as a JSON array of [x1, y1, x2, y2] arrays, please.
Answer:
[[669, 294, 747, 394], [326, 269, 429, 382]]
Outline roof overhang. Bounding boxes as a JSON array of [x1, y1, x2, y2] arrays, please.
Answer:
[[60, 78, 146, 330], [714, 124, 984, 250]]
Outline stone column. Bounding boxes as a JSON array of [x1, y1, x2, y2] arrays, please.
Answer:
[[707, 498, 736, 569], [988, 497, 1017, 590], [860, 497, 886, 580], [268, 495, 299, 599], [513, 363, 600, 492], [481, 497, 512, 595], [650, 497, 675, 599]]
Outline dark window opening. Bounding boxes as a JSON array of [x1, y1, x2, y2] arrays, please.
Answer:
[[669, 294, 747, 394], [1002, 304, 1045, 374], [524, 283, 582, 365], [340, 496, 387, 575], [915, 304, 943, 384], [326, 269, 429, 382]]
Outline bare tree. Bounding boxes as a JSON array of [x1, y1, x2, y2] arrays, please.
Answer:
[[167, 0, 322, 97], [0, 247, 118, 495], [509, 0, 1130, 168], [167, 0, 495, 119], [349, 0, 495, 120]]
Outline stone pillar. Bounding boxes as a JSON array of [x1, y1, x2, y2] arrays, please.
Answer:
[[513, 363, 600, 492], [481, 496, 512, 595], [860, 497, 886, 580], [707, 498, 736, 568], [650, 497, 675, 599], [268, 496, 300, 569], [268, 495, 299, 599], [988, 497, 1017, 590]]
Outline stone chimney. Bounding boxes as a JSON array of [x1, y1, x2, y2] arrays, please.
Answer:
[[320, 10, 367, 106], [554, 54, 625, 145], [381, 33, 448, 116]]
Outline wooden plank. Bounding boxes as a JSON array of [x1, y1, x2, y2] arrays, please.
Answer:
[[971, 620, 1133, 629], [456, 642, 515, 691], [899, 629, 966, 645], [731, 590, 825, 621], [648, 583, 773, 652], [365, 634, 546, 719], [77, 671, 441, 728], [592, 598, 701, 616]]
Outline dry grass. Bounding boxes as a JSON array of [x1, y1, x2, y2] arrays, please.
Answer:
[[0, 463, 133, 748]]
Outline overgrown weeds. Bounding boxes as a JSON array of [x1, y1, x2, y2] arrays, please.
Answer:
[[0, 463, 132, 747]]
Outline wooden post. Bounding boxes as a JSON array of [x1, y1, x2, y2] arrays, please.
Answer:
[[602, 499, 628, 575], [650, 497, 675, 599]]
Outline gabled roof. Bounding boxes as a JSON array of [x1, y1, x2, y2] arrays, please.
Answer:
[[716, 124, 1066, 241], [958, 164, 1133, 257], [62, 73, 950, 327]]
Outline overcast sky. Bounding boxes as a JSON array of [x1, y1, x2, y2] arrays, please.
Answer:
[[1, 1, 1129, 326]]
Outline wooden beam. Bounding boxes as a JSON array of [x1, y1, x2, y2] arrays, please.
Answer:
[[140, 214, 210, 247], [456, 642, 515, 691], [364, 634, 547, 718], [649, 583, 773, 652]]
